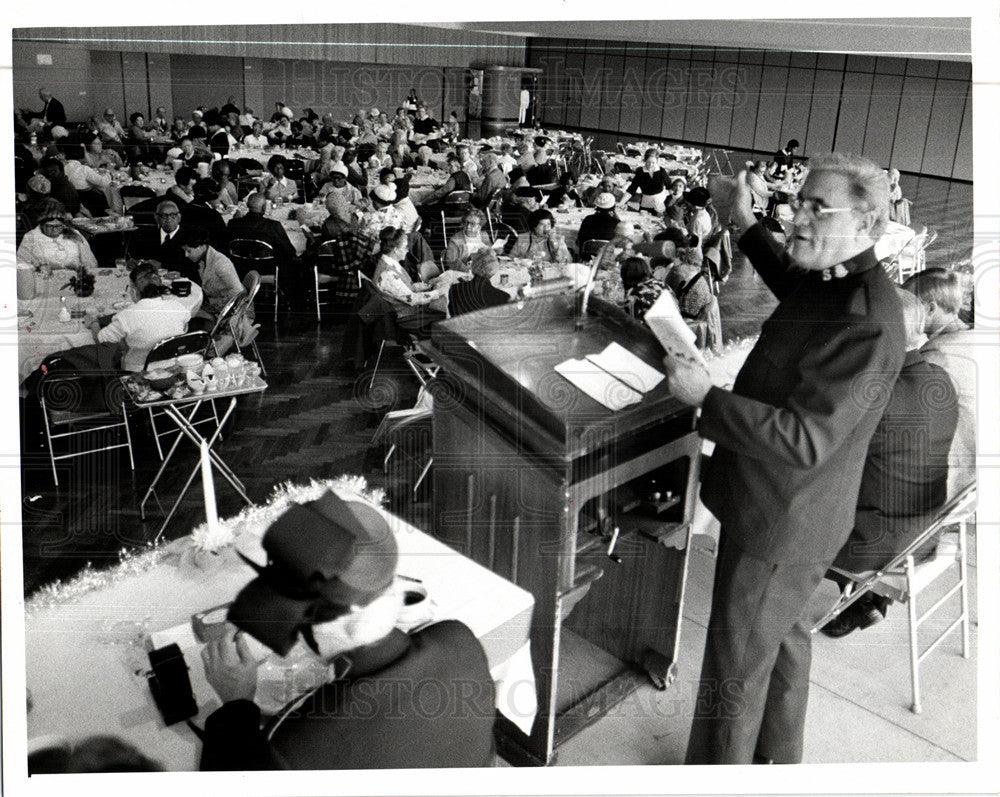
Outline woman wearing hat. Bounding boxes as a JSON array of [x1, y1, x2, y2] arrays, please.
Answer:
[[684, 186, 715, 247], [576, 192, 621, 252], [620, 148, 670, 213], [442, 208, 497, 273], [507, 208, 571, 264], [17, 209, 98, 271]]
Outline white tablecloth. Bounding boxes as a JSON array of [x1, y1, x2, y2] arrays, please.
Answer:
[[24, 480, 536, 769], [16, 267, 133, 385]]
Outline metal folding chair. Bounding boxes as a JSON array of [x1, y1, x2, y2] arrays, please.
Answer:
[[811, 482, 976, 713], [229, 238, 280, 322]]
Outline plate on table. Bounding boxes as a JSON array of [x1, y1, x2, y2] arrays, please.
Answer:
[[112, 300, 133, 310]]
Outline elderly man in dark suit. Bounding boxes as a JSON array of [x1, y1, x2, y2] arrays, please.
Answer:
[[666, 153, 905, 765], [821, 288, 959, 636], [127, 199, 199, 282]]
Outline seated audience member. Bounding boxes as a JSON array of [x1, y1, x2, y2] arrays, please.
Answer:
[[63, 146, 123, 216], [367, 140, 393, 172], [620, 256, 666, 319], [97, 108, 127, 144], [243, 120, 268, 148], [18, 181, 63, 234], [318, 165, 366, 218], [199, 490, 495, 770], [684, 187, 715, 247], [38, 156, 84, 217], [442, 209, 497, 273], [664, 246, 722, 350], [226, 112, 245, 145], [151, 107, 170, 134], [343, 149, 368, 190], [496, 142, 518, 175], [392, 180, 421, 234], [746, 161, 774, 217], [620, 149, 670, 213], [887, 167, 911, 225], [126, 112, 158, 163], [821, 289, 959, 637], [17, 210, 98, 270], [576, 193, 621, 251], [525, 149, 557, 187], [227, 192, 298, 266], [188, 109, 207, 139], [212, 159, 240, 207], [167, 165, 198, 206], [448, 252, 509, 317], [580, 175, 624, 208], [82, 133, 125, 170], [88, 262, 201, 372], [204, 110, 231, 157], [183, 178, 229, 250], [474, 152, 507, 209], [903, 268, 976, 499], [413, 144, 435, 169], [418, 154, 472, 207], [507, 209, 571, 264], [372, 228, 447, 333], [359, 184, 405, 239], [260, 155, 299, 202], [546, 172, 583, 210], [181, 228, 243, 320], [176, 137, 210, 168], [170, 117, 190, 142], [128, 199, 199, 281]]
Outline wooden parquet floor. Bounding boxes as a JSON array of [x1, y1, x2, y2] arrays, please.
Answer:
[[18, 173, 972, 596]]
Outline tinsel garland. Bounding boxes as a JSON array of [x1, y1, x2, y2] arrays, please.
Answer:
[[25, 475, 385, 615]]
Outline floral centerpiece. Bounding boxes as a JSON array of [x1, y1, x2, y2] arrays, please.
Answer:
[[63, 267, 95, 297]]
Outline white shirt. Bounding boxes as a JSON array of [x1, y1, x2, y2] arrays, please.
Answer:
[[16, 228, 98, 271], [393, 197, 420, 234], [64, 159, 112, 192], [97, 293, 198, 372], [242, 133, 268, 148]]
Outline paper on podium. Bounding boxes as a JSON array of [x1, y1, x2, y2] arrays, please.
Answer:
[[586, 342, 665, 394], [554, 357, 643, 411], [643, 289, 706, 367]]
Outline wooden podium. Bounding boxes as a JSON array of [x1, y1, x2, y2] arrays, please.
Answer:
[[424, 294, 701, 765]]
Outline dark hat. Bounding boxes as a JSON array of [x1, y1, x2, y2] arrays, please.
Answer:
[[684, 186, 711, 207], [514, 186, 543, 201], [228, 491, 398, 655]]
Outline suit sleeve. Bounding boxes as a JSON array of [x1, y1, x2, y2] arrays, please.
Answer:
[[199, 699, 275, 770], [698, 319, 902, 469], [736, 223, 800, 300]]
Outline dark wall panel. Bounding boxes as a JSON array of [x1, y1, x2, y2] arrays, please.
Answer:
[[752, 63, 787, 152], [834, 70, 874, 157], [562, 47, 585, 129], [803, 68, 841, 156], [861, 73, 903, 168], [579, 43, 605, 129], [121, 52, 150, 121], [780, 67, 814, 152], [660, 57, 686, 141], [170, 54, 244, 119], [599, 52, 625, 132], [705, 62, 738, 146], [683, 62, 713, 143], [640, 56, 668, 138], [729, 58, 761, 150], [91, 51, 126, 122], [619, 52, 646, 136], [891, 75, 935, 173], [952, 87, 972, 181], [922, 78, 967, 177]]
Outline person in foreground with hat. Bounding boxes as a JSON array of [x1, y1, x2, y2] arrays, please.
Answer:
[[576, 192, 621, 252], [199, 490, 496, 770]]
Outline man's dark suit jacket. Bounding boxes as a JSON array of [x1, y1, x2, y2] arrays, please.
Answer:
[[127, 224, 200, 283], [226, 212, 298, 265], [200, 621, 495, 770], [833, 350, 958, 571], [43, 97, 66, 125], [448, 275, 510, 317], [180, 202, 228, 251], [698, 223, 906, 565]]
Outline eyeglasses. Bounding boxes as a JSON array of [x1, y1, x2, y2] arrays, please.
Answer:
[[788, 195, 858, 219], [156, 212, 181, 218]]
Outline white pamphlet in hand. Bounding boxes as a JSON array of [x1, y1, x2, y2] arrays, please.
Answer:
[[554, 358, 644, 411], [586, 342, 664, 394], [643, 289, 706, 367]]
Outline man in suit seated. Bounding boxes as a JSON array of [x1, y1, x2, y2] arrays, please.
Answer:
[[821, 288, 958, 636], [227, 192, 298, 267], [199, 489, 496, 770], [127, 199, 200, 283]]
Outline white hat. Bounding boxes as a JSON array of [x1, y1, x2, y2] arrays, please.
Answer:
[[329, 162, 349, 176], [282, 106, 294, 119], [192, 109, 203, 118], [370, 107, 380, 117], [372, 184, 397, 203], [595, 192, 616, 210]]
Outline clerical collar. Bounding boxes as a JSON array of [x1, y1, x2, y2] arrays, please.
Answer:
[[819, 245, 878, 281]]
